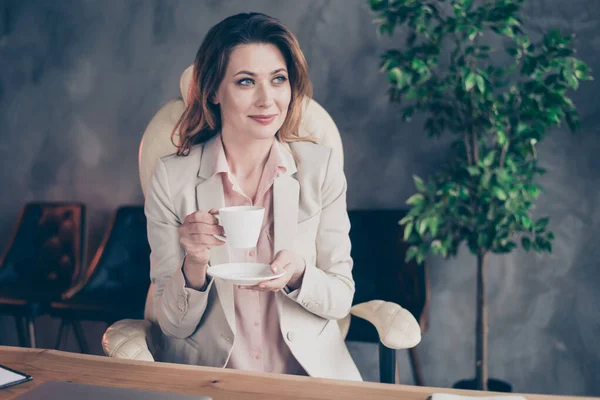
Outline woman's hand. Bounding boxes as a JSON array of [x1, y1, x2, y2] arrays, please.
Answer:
[[241, 250, 306, 292], [179, 209, 225, 290]]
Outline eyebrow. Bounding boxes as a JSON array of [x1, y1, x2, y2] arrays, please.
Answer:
[[233, 68, 288, 77]]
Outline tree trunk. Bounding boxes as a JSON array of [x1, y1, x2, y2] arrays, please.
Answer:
[[475, 251, 489, 390]]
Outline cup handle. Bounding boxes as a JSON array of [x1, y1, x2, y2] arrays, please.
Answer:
[[213, 214, 227, 242]]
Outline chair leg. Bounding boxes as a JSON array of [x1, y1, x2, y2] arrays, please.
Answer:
[[26, 316, 36, 348], [408, 347, 425, 386], [378, 342, 396, 384], [13, 316, 27, 347], [55, 320, 69, 350], [72, 320, 89, 354]]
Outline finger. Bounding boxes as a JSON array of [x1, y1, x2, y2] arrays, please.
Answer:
[[186, 223, 225, 236], [271, 260, 290, 274], [241, 285, 277, 292], [270, 254, 291, 274], [187, 233, 226, 246], [238, 284, 265, 291], [257, 273, 291, 290], [184, 211, 219, 225], [256, 281, 285, 291]]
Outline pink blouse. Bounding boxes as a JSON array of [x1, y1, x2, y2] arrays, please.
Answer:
[[213, 136, 306, 375]]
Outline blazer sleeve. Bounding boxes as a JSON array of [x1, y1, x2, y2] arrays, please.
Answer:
[[286, 148, 355, 320], [145, 158, 215, 339]]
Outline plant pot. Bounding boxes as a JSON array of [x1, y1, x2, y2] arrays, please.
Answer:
[[452, 378, 512, 392]]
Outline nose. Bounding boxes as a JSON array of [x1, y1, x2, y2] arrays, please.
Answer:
[[255, 82, 275, 108]]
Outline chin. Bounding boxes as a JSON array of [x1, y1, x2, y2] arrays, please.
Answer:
[[248, 126, 281, 141]]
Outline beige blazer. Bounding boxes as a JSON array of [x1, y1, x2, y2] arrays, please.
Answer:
[[144, 136, 361, 381]]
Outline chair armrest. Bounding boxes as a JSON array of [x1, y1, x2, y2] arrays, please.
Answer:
[[102, 319, 156, 362], [350, 300, 421, 350]]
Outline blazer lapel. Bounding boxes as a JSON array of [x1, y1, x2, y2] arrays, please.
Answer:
[[195, 139, 235, 333], [273, 176, 299, 255], [195, 175, 228, 265], [273, 142, 299, 317], [273, 141, 300, 255]]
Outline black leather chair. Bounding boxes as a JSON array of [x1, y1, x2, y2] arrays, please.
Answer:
[[346, 209, 429, 385], [50, 206, 151, 353], [0, 203, 85, 348]]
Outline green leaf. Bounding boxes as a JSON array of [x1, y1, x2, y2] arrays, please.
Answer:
[[506, 47, 519, 57], [574, 60, 593, 80], [404, 222, 414, 241], [497, 130, 508, 147], [416, 250, 426, 265], [483, 151, 495, 167], [429, 217, 439, 237], [496, 169, 509, 184], [467, 166, 480, 176], [481, 171, 492, 188], [516, 123, 528, 135], [477, 232, 490, 249], [405, 246, 419, 262], [367, 0, 384, 9], [562, 69, 579, 89], [527, 186, 540, 199], [388, 67, 402, 83], [492, 187, 507, 200], [468, 27, 478, 41], [522, 236, 531, 251], [399, 215, 412, 225], [535, 236, 551, 253], [402, 106, 415, 122], [412, 59, 428, 73], [492, 25, 515, 38], [535, 217, 550, 233], [417, 219, 428, 236], [476, 74, 486, 93], [413, 175, 426, 192], [565, 110, 580, 132], [506, 17, 521, 27], [522, 216, 533, 231], [440, 238, 450, 257], [547, 231, 555, 240], [465, 72, 477, 91], [406, 193, 425, 206], [431, 239, 442, 254], [379, 58, 394, 73]]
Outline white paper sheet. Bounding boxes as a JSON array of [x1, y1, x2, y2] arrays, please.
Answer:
[[0, 365, 28, 387], [430, 394, 526, 400]]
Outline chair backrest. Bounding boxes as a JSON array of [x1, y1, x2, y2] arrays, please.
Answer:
[[345, 209, 430, 343], [63, 206, 151, 304], [0, 203, 85, 296], [139, 65, 345, 198]]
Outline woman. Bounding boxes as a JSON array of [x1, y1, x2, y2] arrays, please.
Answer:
[[145, 12, 361, 381]]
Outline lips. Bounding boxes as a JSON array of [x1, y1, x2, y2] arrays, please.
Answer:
[[249, 114, 277, 125]]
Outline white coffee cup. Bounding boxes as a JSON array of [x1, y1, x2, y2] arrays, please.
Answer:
[[214, 206, 265, 249]]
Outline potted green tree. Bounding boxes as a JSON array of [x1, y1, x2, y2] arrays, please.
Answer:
[[367, 0, 592, 391]]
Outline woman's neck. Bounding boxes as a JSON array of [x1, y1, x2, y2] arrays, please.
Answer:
[[220, 131, 274, 179]]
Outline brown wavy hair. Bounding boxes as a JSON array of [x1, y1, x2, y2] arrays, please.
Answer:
[[172, 12, 314, 156]]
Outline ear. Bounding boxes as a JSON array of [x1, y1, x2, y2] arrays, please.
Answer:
[[210, 90, 220, 105]]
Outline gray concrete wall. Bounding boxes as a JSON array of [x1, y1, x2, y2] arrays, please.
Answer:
[[0, 0, 598, 395]]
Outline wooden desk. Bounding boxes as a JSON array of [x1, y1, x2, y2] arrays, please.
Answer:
[[0, 346, 594, 400]]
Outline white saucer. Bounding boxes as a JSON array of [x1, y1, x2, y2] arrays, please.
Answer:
[[207, 262, 284, 286]]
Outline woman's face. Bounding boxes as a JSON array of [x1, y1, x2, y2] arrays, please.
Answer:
[[212, 43, 291, 142]]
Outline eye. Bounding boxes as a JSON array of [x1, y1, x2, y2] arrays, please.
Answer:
[[237, 78, 254, 86], [273, 75, 288, 84]]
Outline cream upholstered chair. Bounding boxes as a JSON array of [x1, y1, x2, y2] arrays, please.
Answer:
[[102, 66, 421, 380]]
